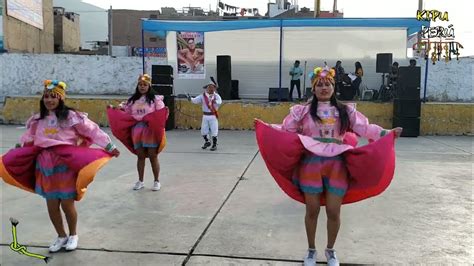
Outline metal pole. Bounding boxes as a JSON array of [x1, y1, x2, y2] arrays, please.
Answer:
[[303, 61, 307, 98], [423, 58, 428, 102], [141, 27, 145, 74], [278, 19, 283, 101], [419, 0, 426, 102], [108, 6, 113, 56], [419, 0, 425, 102], [314, 0, 320, 18]]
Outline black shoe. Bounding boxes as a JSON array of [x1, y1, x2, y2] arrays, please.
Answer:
[[202, 142, 211, 149], [210, 144, 217, 151]]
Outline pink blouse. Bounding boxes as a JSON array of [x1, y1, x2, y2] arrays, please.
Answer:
[[20, 111, 115, 151], [280, 102, 388, 156], [120, 95, 165, 121]]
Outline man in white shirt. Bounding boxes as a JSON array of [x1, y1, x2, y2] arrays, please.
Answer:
[[289, 60, 303, 101], [188, 77, 222, 151]]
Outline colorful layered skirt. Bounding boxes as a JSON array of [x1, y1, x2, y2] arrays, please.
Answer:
[[131, 121, 159, 149], [255, 120, 396, 205], [107, 108, 167, 154], [0, 145, 112, 201], [293, 152, 349, 197]]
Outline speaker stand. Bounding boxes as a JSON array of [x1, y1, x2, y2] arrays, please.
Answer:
[[378, 73, 387, 95]]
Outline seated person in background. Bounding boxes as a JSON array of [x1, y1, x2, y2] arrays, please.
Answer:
[[351, 61, 364, 98], [389, 62, 399, 88], [334, 61, 345, 94], [409, 59, 417, 67]]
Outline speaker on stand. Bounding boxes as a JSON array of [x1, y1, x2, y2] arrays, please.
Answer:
[[216, 55, 232, 100], [376, 53, 393, 102], [151, 85, 173, 97], [231, 80, 240, 100], [162, 95, 175, 131], [152, 65, 174, 95], [392, 66, 421, 137], [152, 65, 175, 130], [305, 87, 313, 101], [268, 88, 289, 102]]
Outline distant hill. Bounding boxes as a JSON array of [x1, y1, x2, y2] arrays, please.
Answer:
[[53, 0, 108, 49]]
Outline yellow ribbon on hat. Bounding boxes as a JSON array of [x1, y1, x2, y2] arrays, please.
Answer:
[[43, 80, 67, 99], [138, 74, 152, 85], [311, 67, 336, 87]]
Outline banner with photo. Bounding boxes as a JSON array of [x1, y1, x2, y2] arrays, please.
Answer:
[[176, 31, 205, 79]]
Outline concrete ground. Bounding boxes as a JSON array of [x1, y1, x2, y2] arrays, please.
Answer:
[[0, 125, 472, 265]]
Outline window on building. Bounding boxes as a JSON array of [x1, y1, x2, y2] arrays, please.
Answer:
[[149, 14, 158, 19], [149, 37, 158, 42]]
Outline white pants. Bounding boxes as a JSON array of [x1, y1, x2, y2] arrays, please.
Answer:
[[201, 115, 218, 137]]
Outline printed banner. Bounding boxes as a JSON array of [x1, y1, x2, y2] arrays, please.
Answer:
[[132, 47, 166, 57], [176, 31, 205, 79]]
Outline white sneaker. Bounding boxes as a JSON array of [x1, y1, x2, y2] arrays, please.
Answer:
[[65, 235, 78, 251], [48, 236, 68, 253], [133, 181, 144, 190], [152, 181, 161, 191], [304, 248, 317, 266], [325, 248, 340, 266]]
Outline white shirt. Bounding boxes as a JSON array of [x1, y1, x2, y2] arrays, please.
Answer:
[[191, 92, 222, 113], [290, 66, 303, 80]]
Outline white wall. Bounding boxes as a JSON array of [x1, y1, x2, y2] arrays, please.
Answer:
[[167, 27, 410, 98], [0, 53, 166, 96], [419, 57, 473, 102], [282, 27, 408, 93], [0, 52, 471, 102]]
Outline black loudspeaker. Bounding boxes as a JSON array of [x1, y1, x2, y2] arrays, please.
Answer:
[[231, 80, 239, 100], [163, 95, 175, 131], [217, 55, 232, 100], [152, 74, 173, 85], [305, 87, 312, 99], [268, 88, 289, 102], [339, 84, 355, 100], [152, 85, 173, 96], [393, 66, 422, 137], [397, 66, 421, 100], [152, 65, 173, 75], [393, 116, 420, 137], [376, 53, 393, 73], [393, 99, 421, 117]]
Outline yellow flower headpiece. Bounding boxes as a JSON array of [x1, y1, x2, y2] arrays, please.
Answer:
[[138, 74, 152, 85], [310, 66, 336, 87], [43, 80, 67, 100]]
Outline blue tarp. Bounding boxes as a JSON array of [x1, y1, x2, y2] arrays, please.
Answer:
[[142, 18, 429, 35]]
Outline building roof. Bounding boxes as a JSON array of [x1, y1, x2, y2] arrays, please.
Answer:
[[273, 8, 343, 18]]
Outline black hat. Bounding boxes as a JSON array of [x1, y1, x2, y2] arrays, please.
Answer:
[[203, 76, 218, 89]]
